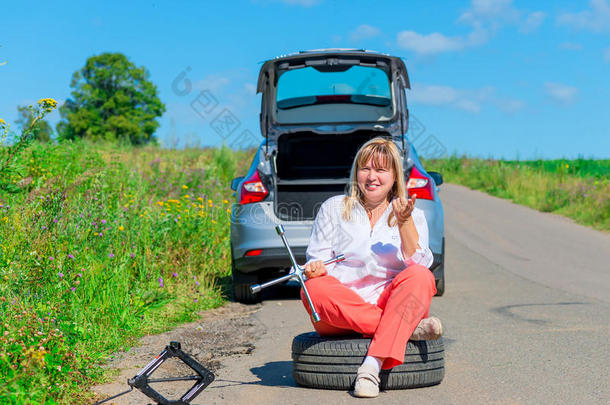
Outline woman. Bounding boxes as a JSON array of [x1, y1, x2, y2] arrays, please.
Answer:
[[301, 137, 442, 398]]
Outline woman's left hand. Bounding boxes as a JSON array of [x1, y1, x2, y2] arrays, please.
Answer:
[[392, 194, 417, 225]]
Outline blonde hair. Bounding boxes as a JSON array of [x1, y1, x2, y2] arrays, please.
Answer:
[[342, 137, 407, 227]]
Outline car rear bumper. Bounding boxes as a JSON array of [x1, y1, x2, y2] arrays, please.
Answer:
[[231, 202, 312, 272], [234, 246, 308, 272]]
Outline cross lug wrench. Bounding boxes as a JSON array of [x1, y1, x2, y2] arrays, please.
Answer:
[[249, 225, 345, 323]]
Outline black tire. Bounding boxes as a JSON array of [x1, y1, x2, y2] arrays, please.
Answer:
[[435, 272, 445, 297], [434, 237, 445, 297], [292, 332, 445, 390], [231, 259, 261, 304]]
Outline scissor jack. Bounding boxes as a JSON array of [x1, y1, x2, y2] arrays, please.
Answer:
[[93, 341, 214, 405]]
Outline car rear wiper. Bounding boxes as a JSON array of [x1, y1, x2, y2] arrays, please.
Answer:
[[277, 95, 391, 109]]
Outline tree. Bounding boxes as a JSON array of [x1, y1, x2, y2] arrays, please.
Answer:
[[16, 105, 53, 142], [57, 52, 165, 145]]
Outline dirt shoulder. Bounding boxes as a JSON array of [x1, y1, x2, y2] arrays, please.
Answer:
[[91, 302, 264, 405]]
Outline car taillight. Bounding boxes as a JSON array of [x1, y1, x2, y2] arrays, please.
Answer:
[[239, 170, 268, 204], [407, 166, 434, 200], [245, 249, 263, 256]]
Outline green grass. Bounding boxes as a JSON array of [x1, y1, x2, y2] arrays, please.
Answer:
[[0, 140, 254, 404], [423, 157, 609, 232]]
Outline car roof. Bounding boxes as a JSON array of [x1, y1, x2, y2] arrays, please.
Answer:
[[256, 49, 410, 93]]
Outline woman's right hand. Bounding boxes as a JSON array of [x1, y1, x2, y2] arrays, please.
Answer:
[[304, 260, 327, 279]]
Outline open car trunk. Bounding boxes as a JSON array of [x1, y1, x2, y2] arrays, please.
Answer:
[[274, 130, 388, 221]]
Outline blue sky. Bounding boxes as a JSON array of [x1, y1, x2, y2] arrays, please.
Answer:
[[1, 0, 609, 159]]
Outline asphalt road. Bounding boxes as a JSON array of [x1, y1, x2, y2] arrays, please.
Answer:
[[202, 183, 610, 404]]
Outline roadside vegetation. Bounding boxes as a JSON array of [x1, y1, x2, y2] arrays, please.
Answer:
[[424, 156, 609, 232], [0, 51, 248, 404], [0, 111, 254, 402]]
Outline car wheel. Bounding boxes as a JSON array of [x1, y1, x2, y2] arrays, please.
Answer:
[[434, 238, 445, 297], [292, 332, 445, 390], [231, 259, 262, 304], [435, 273, 445, 297]]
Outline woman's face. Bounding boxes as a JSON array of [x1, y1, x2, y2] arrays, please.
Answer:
[[357, 156, 395, 204]]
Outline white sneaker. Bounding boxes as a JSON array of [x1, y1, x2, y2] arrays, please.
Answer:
[[411, 316, 443, 341], [353, 363, 380, 398]]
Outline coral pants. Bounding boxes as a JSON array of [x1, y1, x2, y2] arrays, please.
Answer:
[[300, 264, 437, 370]]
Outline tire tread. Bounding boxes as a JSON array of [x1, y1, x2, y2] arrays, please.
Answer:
[[291, 332, 445, 390]]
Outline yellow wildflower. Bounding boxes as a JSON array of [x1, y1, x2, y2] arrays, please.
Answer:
[[118, 226, 124, 231], [208, 199, 213, 204], [184, 194, 190, 199], [31, 349, 46, 364], [197, 197, 203, 202], [211, 220, 217, 224], [223, 199, 229, 204], [37, 98, 58, 112], [156, 201, 164, 206], [565, 164, 569, 169], [182, 185, 189, 190], [0, 118, 6, 127]]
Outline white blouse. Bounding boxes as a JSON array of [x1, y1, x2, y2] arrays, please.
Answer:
[[306, 195, 434, 304]]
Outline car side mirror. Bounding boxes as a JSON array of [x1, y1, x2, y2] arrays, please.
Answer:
[[428, 171, 443, 186], [231, 176, 244, 191]]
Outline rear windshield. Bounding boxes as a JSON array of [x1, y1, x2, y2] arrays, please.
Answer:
[[276, 65, 392, 109]]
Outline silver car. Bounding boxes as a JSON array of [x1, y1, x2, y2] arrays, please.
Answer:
[[230, 49, 445, 303]]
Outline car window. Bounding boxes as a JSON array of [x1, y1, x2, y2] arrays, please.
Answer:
[[276, 66, 391, 107]]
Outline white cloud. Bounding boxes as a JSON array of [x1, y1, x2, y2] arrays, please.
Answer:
[[455, 99, 481, 114], [349, 24, 381, 42], [495, 98, 525, 113], [459, 0, 519, 25], [604, 47, 610, 62], [193, 74, 230, 92], [459, 0, 545, 35], [520, 11, 546, 33], [409, 84, 522, 114], [396, 31, 466, 55], [557, 0, 610, 33], [544, 82, 578, 105], [400, 1, 544, 55], [409, 85, 460, 105], [409, 84, 526, 114], [396, 25, 490, 56], [559, 42, 583, 51], [244, 83, 257, 94]]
